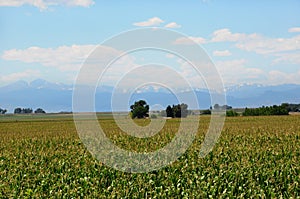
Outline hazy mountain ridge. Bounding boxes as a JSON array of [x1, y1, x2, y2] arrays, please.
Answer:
[[0, 79, 299, 112]]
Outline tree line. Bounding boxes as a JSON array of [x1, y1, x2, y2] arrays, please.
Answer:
[[1, 102, 299, 116], [202, 103, 299, 117], [0, 107, 46, 114], [14, 108, 46, 114], [223, 103, 296, 117], [130, 100, 189, 119], [242, 104, 289, 116]]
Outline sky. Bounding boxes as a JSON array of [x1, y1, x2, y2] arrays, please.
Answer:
[[0, 0, 300, 88]]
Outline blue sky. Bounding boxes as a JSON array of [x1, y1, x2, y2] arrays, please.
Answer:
[[1, 0, 300, 87]]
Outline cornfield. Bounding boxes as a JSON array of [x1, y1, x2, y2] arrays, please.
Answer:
[[0, 114, 299, 198]]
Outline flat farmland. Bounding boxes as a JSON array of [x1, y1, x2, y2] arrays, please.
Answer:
[[0, 114, 299, 198]]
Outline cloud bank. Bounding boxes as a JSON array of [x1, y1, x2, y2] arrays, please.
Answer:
[[133, 17, 164, 27], [0, 0, 94, 10]]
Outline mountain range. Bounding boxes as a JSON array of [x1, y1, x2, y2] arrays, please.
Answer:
[[0, 79, 299, 113]]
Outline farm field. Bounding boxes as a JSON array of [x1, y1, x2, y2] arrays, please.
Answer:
[[0, 114, 300, 198]]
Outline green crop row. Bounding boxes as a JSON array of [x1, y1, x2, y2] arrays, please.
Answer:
[[0, 115, 299, 198]]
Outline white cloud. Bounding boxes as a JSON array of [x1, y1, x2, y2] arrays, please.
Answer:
[[133, 17, 164, 27], [173, 57, 228, 92], [165, 22, 181, 29], [267, 70, 300, 85], [66, 0, 94, 7], [272, 51, 300, 65], [215, 59, 300, 85], [235, 35, 300, 54], [288, 27, 300, 33], [213, 50, 232, 57], [0, 69, 41, 82], [215, 59, 265, 85], [2, 45, 96, 71], [211, 28, 300, 65], [1, 44, 137, 85], [173, 36, 206, 45], [211, 28, 300, 54], [211, 28, 252, 42], [0, 0, 94, 10]]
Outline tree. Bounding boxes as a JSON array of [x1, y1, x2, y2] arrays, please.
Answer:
[[35, 108, 46, 114], [180, 103, 188, 118], [14, 108, 33, 114], [130, 100, 149, 119], [173, 104, 181, 118], [23, 108, 33, 114], [165, 103, 189, 118], [226, 110, 239, 117], [281, 103, 300, 112], [213, 104, 232, 110], [14, 108, 22, 114], [0, 108, 7, 114], [214, 104, 220, 110], [223, 105, 232, 110], [166, 105, 173, 117], [202, 109, 211, 115]]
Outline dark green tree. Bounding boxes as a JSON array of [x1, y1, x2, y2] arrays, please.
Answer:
[[214, 104, 220, 110], [173, 104, 181, 118], [130, 100, 149, 119], [14, 108, 33, 114], [166, 105, 173, 117], [226, 110, 239, 117], [165, 103, 189, 118], [14, 108, 22, 114], [23, 108, 33, 114], [34, 108, 46, 114], [0, 108, 7, 114], [222, 105, 232, 110], [180, 103, 188, 118], [202, 109, 211, 115]]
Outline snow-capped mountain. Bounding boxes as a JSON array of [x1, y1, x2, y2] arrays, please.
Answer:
[[0, 79, 299, 112]]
